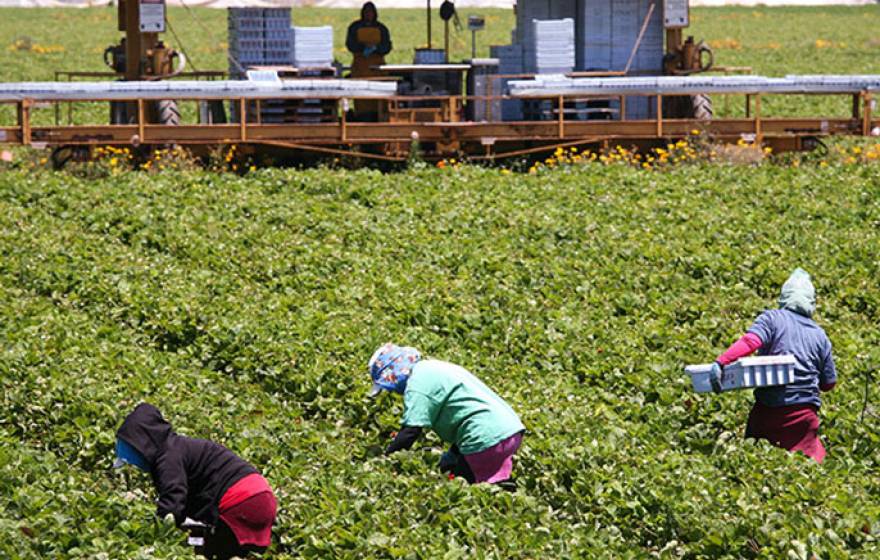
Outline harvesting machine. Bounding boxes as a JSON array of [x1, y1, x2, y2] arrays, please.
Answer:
[[0, 0, 877, 165]]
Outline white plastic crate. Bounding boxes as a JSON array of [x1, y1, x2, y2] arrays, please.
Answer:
[[526, 19, 575, 74], [685, 355, 797, 394], [291, 26, 334, 68]]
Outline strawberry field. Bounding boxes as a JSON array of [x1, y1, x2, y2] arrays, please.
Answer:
[[1, 5, 880, 560], [1, 160, 879, 558]]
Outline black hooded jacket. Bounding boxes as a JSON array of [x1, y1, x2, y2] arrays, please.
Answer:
[[116, 403, 258, 526], [345, 2, 392, 56]]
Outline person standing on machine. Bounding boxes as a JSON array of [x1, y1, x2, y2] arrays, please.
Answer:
[[346, 2, 393, 77], [346, 2, 392, 119]]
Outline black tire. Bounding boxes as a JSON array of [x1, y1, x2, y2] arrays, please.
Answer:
[[110, 101, 134, 125], [156, 99, 180, 126], [50, 146, 75, 170], [690, 94, 713, 121]]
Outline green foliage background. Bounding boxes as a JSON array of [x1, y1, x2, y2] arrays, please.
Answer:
[[0, 5, 879, 559]]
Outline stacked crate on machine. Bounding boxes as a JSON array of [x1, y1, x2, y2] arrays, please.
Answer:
[[526, 19, 575, 75], [490, 44, 524, 121], [257, 67, 338, 124], [291, 26, 335, 69], [263, 8, 293, 64], [257, 98, 337, 124], [228, 8, 265, 76]]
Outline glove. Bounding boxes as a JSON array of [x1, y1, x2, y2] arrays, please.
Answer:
[[363, 45, 376, 56], [710, 362, 723, 394], [438, 450, 458, 472]]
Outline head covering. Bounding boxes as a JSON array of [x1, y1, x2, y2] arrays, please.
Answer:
[[778, 267, 816, 317], [113, 437, 149, 471], [114, 403, 174, 468], [361, 1, 377, 20], [368, 343, 421, 397]]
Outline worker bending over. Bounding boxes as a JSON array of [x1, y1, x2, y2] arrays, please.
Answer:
[[113, 403, 277, 559], [368, 343, 525, 487], [712, 268, 837, 462]]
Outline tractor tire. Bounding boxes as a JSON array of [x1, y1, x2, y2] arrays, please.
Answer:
[[156, 100, 181, 126], [110, 101, 134, 125], [690, 94, 713, 121], [50, 145, 75, 170]]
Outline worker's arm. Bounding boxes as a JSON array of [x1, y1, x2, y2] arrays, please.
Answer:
[[376, 23, 393, 55], [819, 341, 837, 392], [345, 22, 364, 54], [715, 332, 763, 366], [385, 426, 422, 455]]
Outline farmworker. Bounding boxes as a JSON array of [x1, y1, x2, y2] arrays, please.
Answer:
[[368, 343, 525, 486], [711, 268, 836, 463], [346, 2, 392, 76], [346, 1, 392, 119], [113, 403, 277, 559]]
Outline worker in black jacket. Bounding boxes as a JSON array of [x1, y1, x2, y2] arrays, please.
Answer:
[[113, 403, 276, 559], [345, 1, 392, 119]]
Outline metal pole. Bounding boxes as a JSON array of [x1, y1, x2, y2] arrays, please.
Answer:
[[137, 98, 145, 141], [341, 99, 347, 142], [471, 30, 477, 59], [427, 0, 432, 49], [239, 98, 247, 142], [444, 20, 449, 63], [656, 95, 662, 137], [558, 95, 564, 138], [624, 2, 656, 75], [755, 94, 762, 143]]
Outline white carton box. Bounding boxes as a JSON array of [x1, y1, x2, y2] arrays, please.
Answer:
[[685, 355, 797, 394]]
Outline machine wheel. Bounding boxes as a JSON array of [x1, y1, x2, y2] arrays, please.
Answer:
[[156, 100, 180, 126], [690, 94, 713, 121], [110, 101, 134, 125], [50, 146, 75, 170]]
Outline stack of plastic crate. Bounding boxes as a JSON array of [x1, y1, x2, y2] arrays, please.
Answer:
[[489, 44, 524, 121], [264, 8, 293, 66], [526, 19, 575, 74], [228, 8, 265, 78], [291, 26, 334, 69]]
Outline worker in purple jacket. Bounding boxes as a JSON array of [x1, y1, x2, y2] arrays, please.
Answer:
[[712, 268, 837, 462]]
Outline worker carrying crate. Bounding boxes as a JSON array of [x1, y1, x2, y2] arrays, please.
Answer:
[[685, 268, 837, 463]]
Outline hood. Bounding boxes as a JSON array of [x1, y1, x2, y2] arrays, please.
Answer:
[[115, 403, 174, 465], [778, 267, 816, 317], [361, 1, 377, 20]]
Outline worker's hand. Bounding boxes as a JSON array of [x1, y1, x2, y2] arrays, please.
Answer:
[[363, 45, 376, 56], [710, 362, 723, 393], [438, 451, 458, 472]]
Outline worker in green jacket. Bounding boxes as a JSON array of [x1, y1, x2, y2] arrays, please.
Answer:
[[368, 343, 525, 486]]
